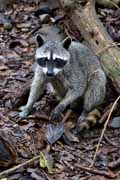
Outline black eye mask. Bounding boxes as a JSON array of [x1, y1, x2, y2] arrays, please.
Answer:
[[54, 58, 67, 68], [37, 57, 48, 67], [37, 57, 67, 69]]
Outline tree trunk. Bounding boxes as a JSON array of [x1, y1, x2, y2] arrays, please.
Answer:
[[59, 0, 120, 93], [0, 0, 15, 10]]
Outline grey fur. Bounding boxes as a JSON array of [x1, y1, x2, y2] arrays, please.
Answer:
[[19, 36, 106, 123]]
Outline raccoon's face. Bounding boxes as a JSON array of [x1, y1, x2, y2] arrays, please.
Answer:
[[35, 35, 71, 77]]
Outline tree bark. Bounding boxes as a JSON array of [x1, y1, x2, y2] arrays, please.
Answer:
[[0, 0, 15, 10], [59, 0, 120, 93], [96, 0, 120, 8]]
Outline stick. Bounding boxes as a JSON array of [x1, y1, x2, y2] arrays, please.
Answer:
[[99, 103, 117, 124], [90, 95, 120, 167], [103, 134, 118, 148], [76, 164, 116, 179], [62, 109, 72, 123], [0, 155, 40, 178], [97, 42, 120, 55]]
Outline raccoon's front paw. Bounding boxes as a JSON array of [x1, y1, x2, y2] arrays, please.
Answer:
[[50, 104, 64, 120], [19, 106, 31, 118], [19, 105, 26, 111]]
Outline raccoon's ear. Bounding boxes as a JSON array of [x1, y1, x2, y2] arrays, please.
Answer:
[[36, 34, 44, 47], [63, 37, 72, 49]]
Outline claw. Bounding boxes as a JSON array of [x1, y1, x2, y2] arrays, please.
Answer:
[[50, 104, 64, 121], [77, 110, 88, 123], [50, 111, 61, 120]]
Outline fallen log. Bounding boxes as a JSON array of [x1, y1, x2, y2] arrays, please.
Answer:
[[59, 0, 120, 93]]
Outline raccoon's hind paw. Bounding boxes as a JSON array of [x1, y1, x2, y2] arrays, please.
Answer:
[[72, 122, 89, 135], [50, 104, 64, 121], [74, 109, 101, 134]]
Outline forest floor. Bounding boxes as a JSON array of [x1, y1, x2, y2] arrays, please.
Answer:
[[0, 0, 120, 179]]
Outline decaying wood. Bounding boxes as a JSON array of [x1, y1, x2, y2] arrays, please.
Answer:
[[59, 0, 120, 93], [12, 81, 31, 109]]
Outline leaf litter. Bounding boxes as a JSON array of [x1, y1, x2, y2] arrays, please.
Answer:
[[0, 0, 120, 179]]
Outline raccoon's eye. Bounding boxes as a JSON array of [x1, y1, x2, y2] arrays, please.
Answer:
[[37, 57, 48, 67], [54, 58, 67, 68]]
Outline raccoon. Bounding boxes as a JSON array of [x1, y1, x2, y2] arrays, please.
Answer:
[[19, 35, 106, 128]]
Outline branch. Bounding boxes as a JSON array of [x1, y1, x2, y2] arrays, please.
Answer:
[[0, 155, 40, 178]]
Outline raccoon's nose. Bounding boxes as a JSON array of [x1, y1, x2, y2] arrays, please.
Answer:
[[46, 71, 54, 77]]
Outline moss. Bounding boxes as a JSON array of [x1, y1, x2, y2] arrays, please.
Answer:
[[114, 50, 120, 62], [108, 65, 120, 78]]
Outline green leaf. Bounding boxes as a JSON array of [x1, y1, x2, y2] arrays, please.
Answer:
[[40, 151, 46, 168], [39, 151, 54, 174]]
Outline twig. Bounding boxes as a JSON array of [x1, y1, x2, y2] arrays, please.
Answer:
[[99, 105, 112, 124], [106, 0, 120, 10], [76, 164, 116, 179], [29, 132, 37, 157], [41, 169, 52, 180], [0, 155, 40, 178], [28, 113, 49, 121], [62, 109, 72, 123], [90, 95, 120, 167], [99, 103, 117, 124], [26, 25, 42, 38], [103, 134, 118, 148], [46, 144, 51, 153], [97, 42, 120, 55]]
